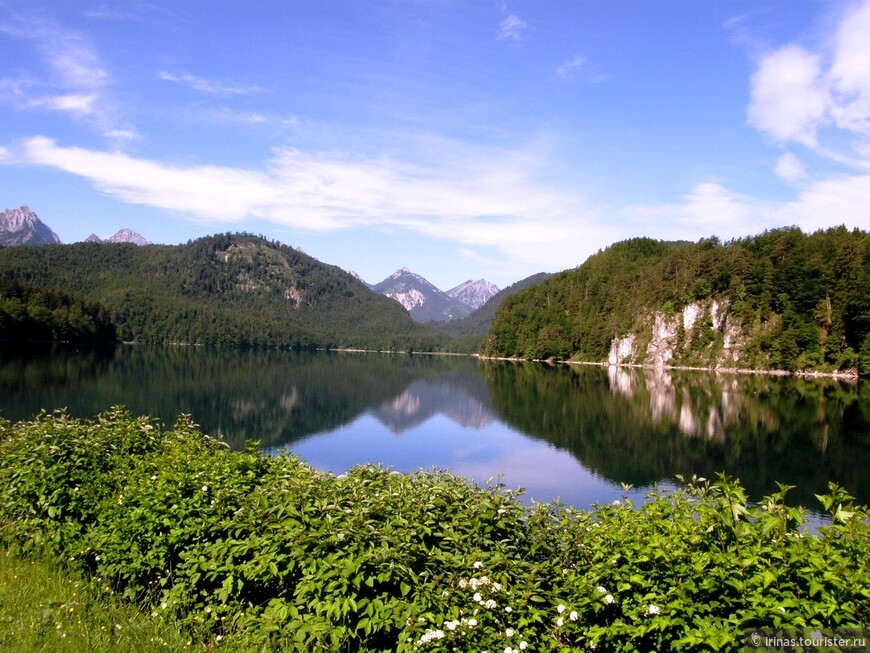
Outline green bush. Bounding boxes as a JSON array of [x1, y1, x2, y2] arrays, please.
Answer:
[[1, 410, 868, 651]]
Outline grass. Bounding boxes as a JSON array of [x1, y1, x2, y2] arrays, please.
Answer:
[[0, 549, 194, 653]]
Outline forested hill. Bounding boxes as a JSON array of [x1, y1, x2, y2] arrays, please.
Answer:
[[0, 233, 447, 351], [484, 227, 870, 375]]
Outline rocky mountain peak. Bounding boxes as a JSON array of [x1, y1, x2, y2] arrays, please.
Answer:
[[85, 229, 151, 245], [0, 206, 62, 246], [446, 279, 500, 310], [104, 229, 151, 245]]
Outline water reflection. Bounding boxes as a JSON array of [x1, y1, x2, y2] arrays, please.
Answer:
[[1, 344, 868, 509], [484, 361, 870, 506]]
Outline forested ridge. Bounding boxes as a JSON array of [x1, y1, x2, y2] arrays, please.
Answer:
[[0, 278, 116, 342], [0, 233, 447, 351], [484, 226, 870, 375]]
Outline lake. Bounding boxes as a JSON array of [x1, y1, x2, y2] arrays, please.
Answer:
[[1, 344, 868, 513]]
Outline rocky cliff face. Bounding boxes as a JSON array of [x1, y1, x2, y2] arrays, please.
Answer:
[[608, 299, 745, 369], [0, 206, 62, 246]]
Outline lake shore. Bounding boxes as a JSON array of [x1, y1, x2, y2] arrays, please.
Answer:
[[477, 354, 861, 381]]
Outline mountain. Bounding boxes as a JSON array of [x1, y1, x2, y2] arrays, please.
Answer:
[[0, 206, 62, 246], [484, 228, 870, 375], [430, 272, 551, 350], [87, 229, 152, 246], [372, 268, 472, 322], [0, 233, 448, 351], [446, 279, 500, 310]]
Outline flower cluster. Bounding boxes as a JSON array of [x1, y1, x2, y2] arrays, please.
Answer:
[[414, 561, 524, 650]]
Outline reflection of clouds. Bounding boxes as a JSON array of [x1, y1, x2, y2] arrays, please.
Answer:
[[450, 438, 609, 506]]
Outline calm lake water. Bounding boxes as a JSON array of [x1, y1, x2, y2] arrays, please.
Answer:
[[2, 344, 869, 513]]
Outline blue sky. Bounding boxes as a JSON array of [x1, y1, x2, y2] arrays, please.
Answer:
[[2, 1, 870, 290]]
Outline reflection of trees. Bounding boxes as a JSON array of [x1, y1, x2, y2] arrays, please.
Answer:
[[4, 345, 869, 508], [483, 361, 870, 506], [0, 345, 487, 449]]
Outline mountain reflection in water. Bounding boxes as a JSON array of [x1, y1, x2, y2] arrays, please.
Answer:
[[1, 344, 868, 510]]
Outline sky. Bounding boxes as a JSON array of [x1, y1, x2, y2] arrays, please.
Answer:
[[2, 1, 870, 291]]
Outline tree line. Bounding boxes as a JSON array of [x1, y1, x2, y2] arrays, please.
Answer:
[[0, 234, 448, 352], [484, 226, 870, 374]]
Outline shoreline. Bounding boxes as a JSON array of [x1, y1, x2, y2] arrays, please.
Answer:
[[477, 354, 860, 381]]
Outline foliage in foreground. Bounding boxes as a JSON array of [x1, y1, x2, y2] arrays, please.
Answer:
[[1, 410, 868, 652]]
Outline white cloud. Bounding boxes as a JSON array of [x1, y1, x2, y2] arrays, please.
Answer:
[[624, 182, 771, 241], [158, 71, 263, 96], [774, 152, 807, 183], [747, 45, 829, 147], [3, 135, 618, 274], [748, 0, 870, 157], [778, 173, 870, 233], [497, 15, 529, 41]]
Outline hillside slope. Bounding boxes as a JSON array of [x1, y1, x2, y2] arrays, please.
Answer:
[[0, 233, 447, 350], [484, 227, 870, 375]]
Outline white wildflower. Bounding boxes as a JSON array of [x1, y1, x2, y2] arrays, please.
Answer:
[[498, 508, 507, 514], [417, 629, 445, 644], [646, 604, 660, 615], [504, 606, 513, 613], [467, 618, 478, 627], [604, 594, 614, 604], [611, 500, 622, 507], [216, 635, 222, 642], [519, 642, 528, 651], [570, 611, 579, 621], [473, 561, 483, 569], [445, 620, 460, 631], [596, 586, 607, 594], [459, 579, 468, 589], [557, 604, 566, 614], [505, 628, 514, 638], [485, 599, 498, 609], [201, 485, 208, 492], [474, 592, 483, 602], [556, 617, 564, 627]]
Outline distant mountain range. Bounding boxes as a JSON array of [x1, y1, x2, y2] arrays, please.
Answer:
[[85, 229, 152, 246], [0, 206, 550, 352], [0, 206, 150, 247], [369, 268, 500, 323]]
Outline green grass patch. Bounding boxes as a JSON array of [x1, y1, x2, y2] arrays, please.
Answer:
[[0, 549, 193, 652], [1, 409, 869, 652]]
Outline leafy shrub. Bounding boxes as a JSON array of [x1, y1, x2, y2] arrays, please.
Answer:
[[1, 411, 869, 651]]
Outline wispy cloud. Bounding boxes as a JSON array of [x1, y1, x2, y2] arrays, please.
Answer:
[[555, 54, 606, 83], [0, 9, 133, 141], [497, 15, 529, 42], [556, 55, 586, 79], [774, 152, 806, 183], [158, 71, 263, 96], [3, 134, 616, 275]]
